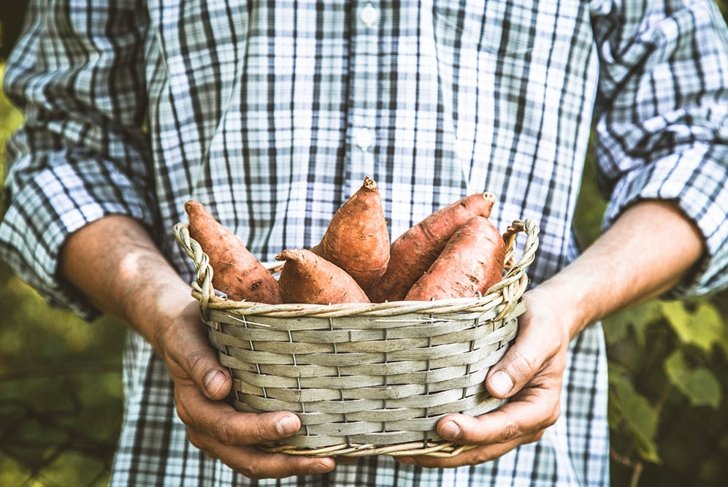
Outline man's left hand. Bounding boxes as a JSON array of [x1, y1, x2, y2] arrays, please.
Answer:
[[397, 289, 571, 468]]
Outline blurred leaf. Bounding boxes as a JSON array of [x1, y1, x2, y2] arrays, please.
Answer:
[[604, 301, 662, 347], [573, 139, 607, 248], [665, 350, 722, 409], [42, 450, 107, 487], [608, 365, 661, 463], [0, 454, 28, 487], [661, 301, 726, 353]]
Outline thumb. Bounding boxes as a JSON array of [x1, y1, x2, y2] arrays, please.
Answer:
[[184, 342, 232, 401], [162, 302, 232, 401], [485, 316, 550, 399], [486, 348, 535, 399], [486, 289, 568, 399]]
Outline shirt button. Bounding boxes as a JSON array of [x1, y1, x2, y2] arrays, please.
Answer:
[[353, 127, 374, 151], [360, 3, 378, 27]]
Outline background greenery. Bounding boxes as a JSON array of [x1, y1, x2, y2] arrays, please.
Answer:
[[1, 3, 727, 486]]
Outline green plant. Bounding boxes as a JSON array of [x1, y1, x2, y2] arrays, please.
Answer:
[[574, 152, 728, 486]]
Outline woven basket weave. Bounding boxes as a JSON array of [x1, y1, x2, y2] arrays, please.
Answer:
[[173, 219, 539, 457]]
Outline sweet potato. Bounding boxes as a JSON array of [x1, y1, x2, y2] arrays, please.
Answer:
[[185, 200, 282, 304], [404, 216, 505, 301], [368, 192, 496, 302], [276, 249, 370, 304], [311, 177, 390, 290]]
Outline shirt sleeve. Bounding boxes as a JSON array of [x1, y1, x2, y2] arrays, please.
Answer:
[[0, 0, 154, 319], [590, 0, 728, 297]]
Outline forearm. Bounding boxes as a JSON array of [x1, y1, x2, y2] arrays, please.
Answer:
[[60, 215, 192, 351], [540, 200, 704, 339], [410, 199, 705, 466], [59, 216, 334, 476]]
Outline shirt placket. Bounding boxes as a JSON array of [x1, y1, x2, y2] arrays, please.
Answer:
[[346, 1, 381, 193]]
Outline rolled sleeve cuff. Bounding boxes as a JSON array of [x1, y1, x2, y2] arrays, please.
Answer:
[[603, 144, 728, 298], [0, 159, 155, 321]]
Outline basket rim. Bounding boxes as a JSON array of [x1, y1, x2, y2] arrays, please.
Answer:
[[173, 219, 539, 316]]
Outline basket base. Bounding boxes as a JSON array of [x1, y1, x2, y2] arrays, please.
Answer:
[[261, 440, 477, 458]]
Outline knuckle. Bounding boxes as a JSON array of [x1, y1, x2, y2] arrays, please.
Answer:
[[186, 429, 204, 450], [186, 349, 210, 378], [501, 420, 522, 443], [216, 418, 235, 445], [240, 464, 261, 479], [254, 418, 273, 443], [186, 430, 218, 462], [537, 399, 561, 431], [546, 403, 561, 426], [473, 450, 494, 465], [510, 349, 539, 380], [175, 401, 192, 426]]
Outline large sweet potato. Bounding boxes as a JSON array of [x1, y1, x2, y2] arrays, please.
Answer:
[[368, 192, 496, 302], [276, 249, 370, 304], [185, 200, 281, 303], [404, 215, 505, 301], [312, 177, 390, 290]]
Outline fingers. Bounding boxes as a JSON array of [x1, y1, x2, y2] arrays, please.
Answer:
[[155, 301, 334, 479], [174, 379, 301, 445], [160, 302, 232, 401], [397, 433, 542, 469], [436, 386, 561, 445], [400, 289, 570, 468], [186, 429, 335, 479], [398, 387, 558, 469]]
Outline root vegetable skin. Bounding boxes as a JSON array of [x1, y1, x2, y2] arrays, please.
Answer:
[[185, 200, 282, 304], [368, 192, 496, 302], [276, 249, 370, 304], [404, 216, 505, 301], [312, 177, 390, 291]]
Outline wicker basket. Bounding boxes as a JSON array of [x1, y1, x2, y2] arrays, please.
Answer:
[[173, 219, 539, 457]]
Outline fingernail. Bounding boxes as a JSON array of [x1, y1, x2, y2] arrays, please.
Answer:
[[440, 420, 462, 440], [490, 370, 514, 396], [276, 415, 299, 436], [203, 370, 225, 396]]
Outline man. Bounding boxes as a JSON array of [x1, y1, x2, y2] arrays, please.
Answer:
[[1, 0, 727, 485]]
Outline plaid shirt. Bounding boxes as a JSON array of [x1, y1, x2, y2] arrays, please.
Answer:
[[3, 0, 728, 485]]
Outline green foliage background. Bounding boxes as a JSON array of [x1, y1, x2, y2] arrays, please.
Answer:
[[1, 3, 727, 486], [0, 66, 126, 485]]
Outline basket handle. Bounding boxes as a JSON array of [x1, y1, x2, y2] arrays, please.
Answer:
[[482, 219, 540, 314], [502, 219, 539, 280], [173, 223, 215, 315]]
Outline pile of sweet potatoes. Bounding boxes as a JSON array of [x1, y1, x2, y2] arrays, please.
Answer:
[[185, 178, 506, 305]]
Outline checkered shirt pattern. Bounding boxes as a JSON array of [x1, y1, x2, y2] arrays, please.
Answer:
[[2, 0, 728, 485]]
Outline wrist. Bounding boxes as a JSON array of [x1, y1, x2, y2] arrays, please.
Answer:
[[124, 271, 197, 355], [535, 274, 594, 340], [61, 215, 197, 353]]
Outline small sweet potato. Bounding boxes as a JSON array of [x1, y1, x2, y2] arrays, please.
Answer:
[[404, 216, 505, 301], [185, 200, 281, 303], [312, 177, 390, 290], [368, 192, 496, 302], [276, 249, 370, 304]]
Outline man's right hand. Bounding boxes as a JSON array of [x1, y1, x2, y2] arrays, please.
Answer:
[[61, 215, 335, 479], [156, 300, 336, 478], [157, 300, 336, 478]]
